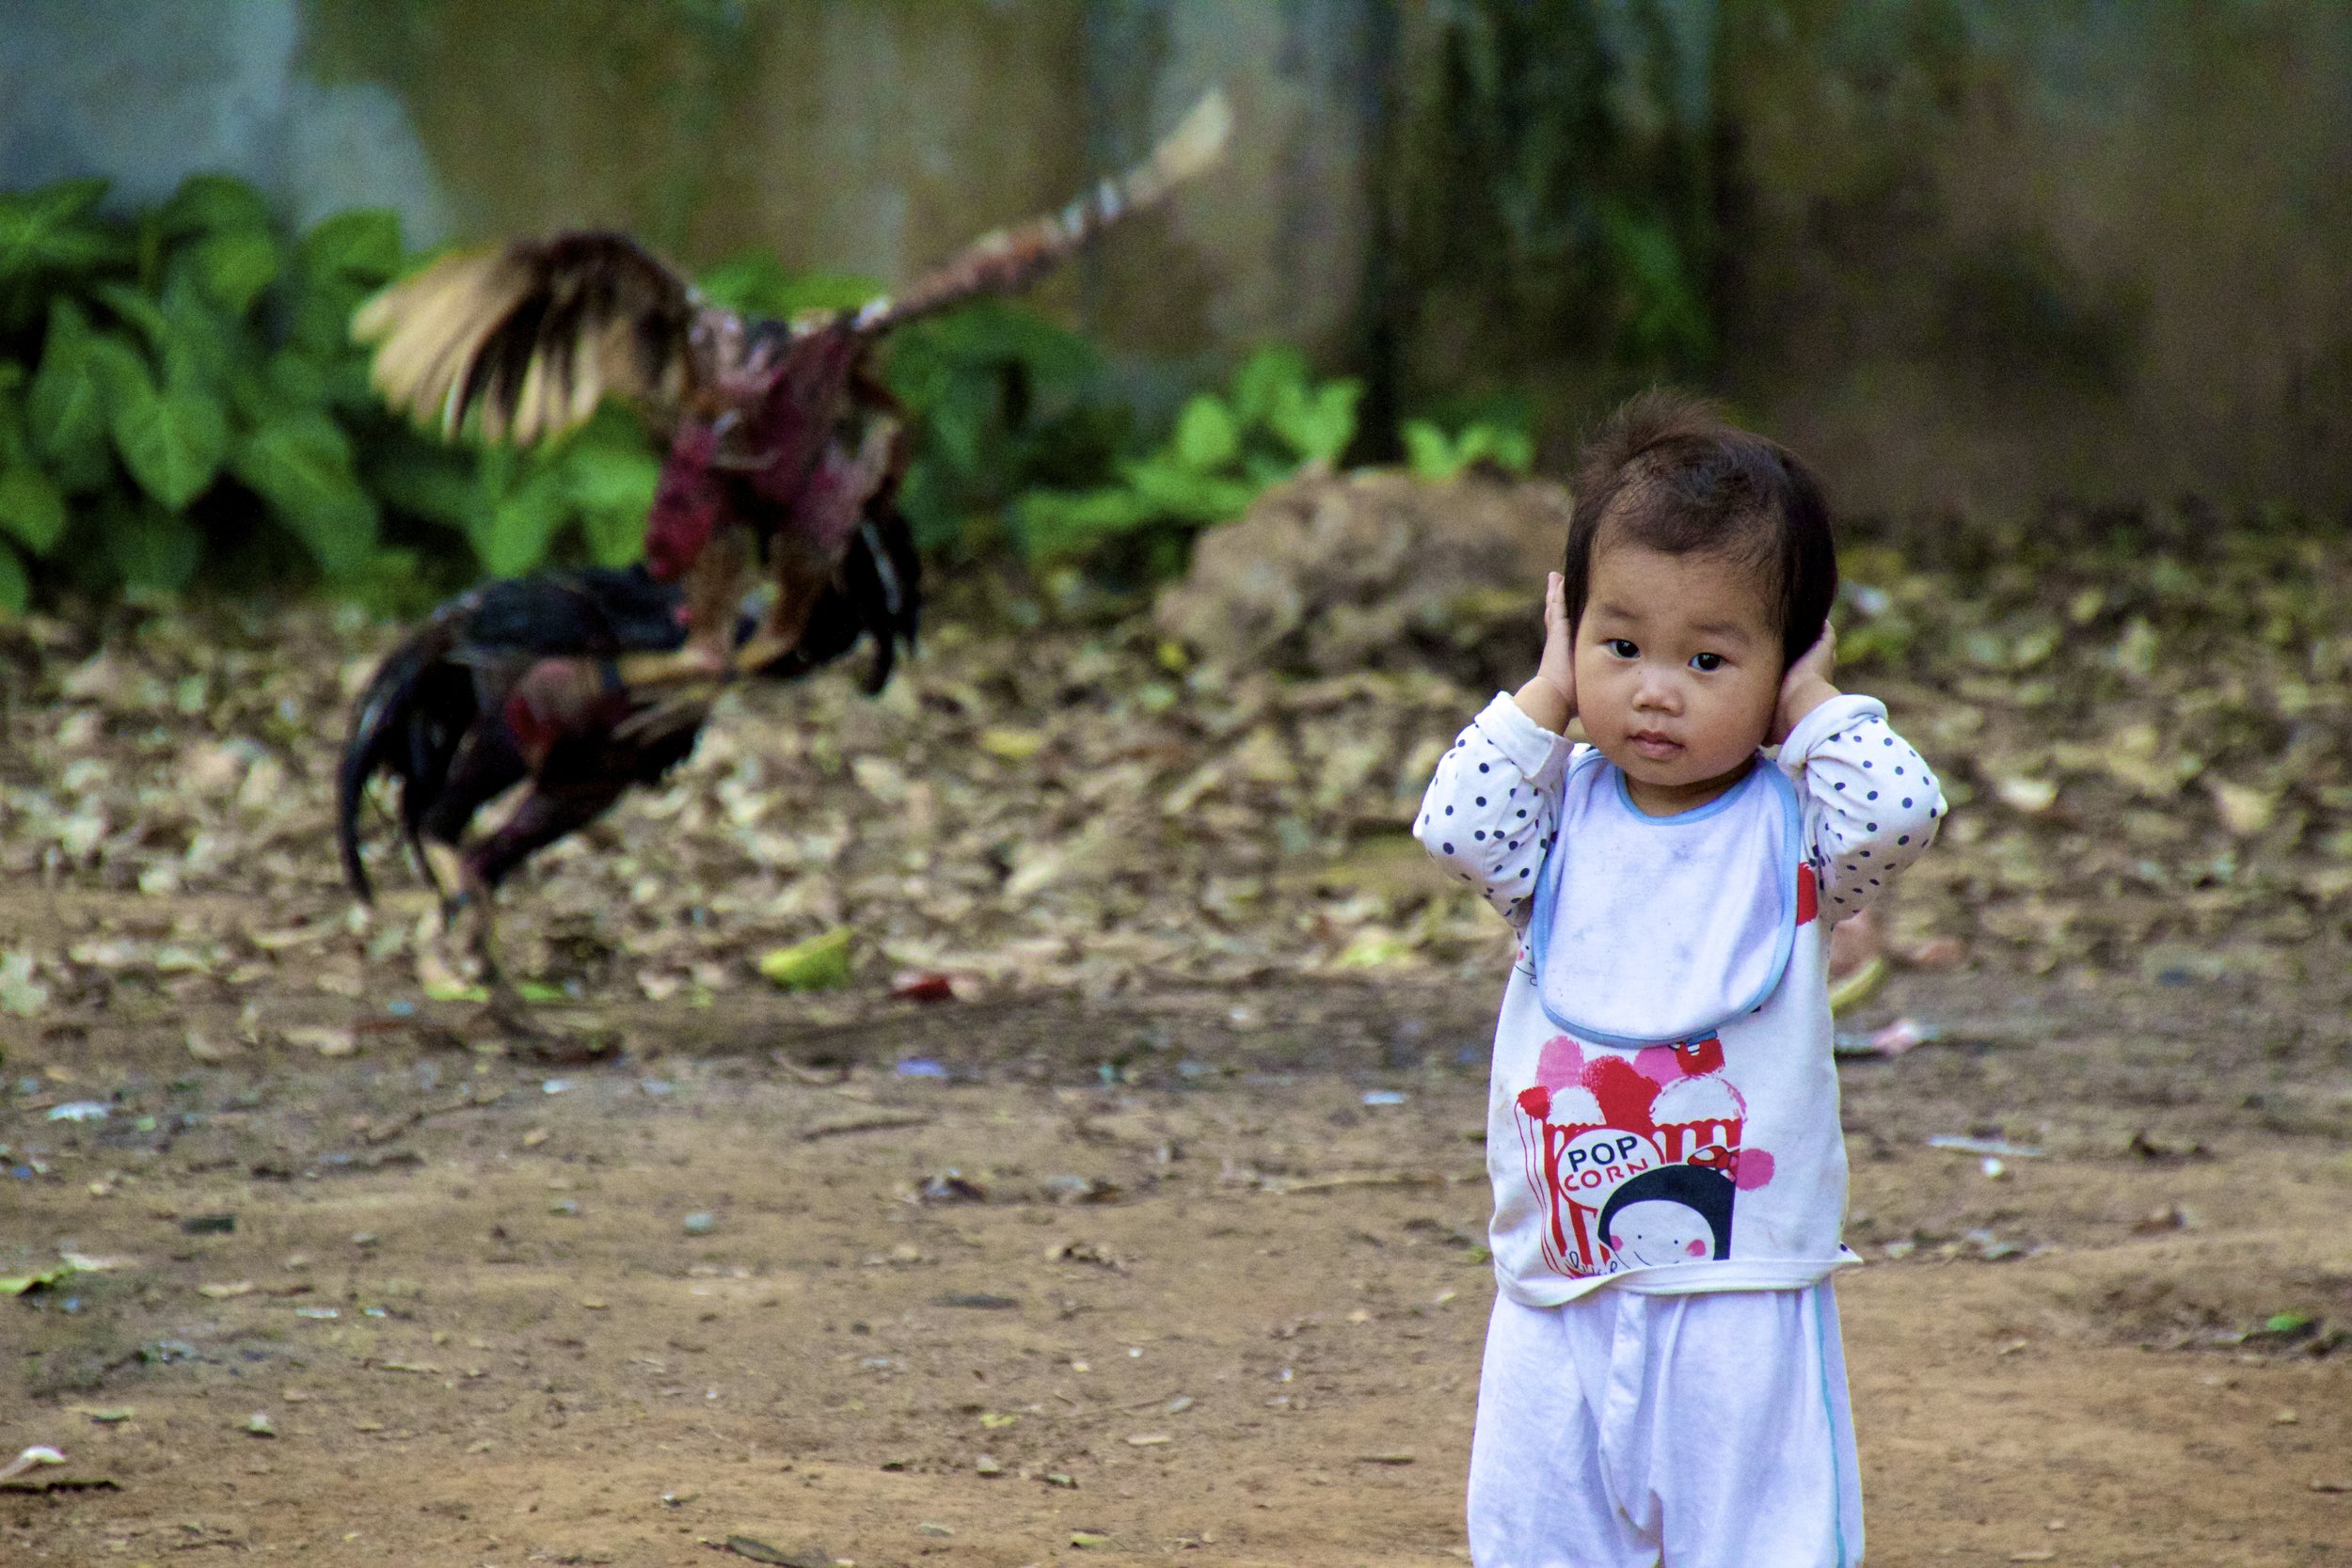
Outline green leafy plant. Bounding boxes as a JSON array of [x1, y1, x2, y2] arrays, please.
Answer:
[[0, 174, 419, 610], [1400, 416, 1534, 482], [0, 173, 687, 615], [364, 403, 660, 578], [1013, 346, 1363, 571]]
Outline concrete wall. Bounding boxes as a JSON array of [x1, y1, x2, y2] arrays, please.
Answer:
[[0, 0, 453, 240], [1715, 0, 2352, 517], [6, 1, 2349, 516]]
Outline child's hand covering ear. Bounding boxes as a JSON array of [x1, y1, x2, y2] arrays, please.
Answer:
[[1771, 622, 1840, 745], [1513, 572, 1578, 733]]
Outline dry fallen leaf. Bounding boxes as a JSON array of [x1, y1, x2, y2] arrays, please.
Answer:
[[0, 479, 2338, 1017]]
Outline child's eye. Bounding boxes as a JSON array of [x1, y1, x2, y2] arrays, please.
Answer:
[[1691, 652, 1724, 672], [1606, 639, 1638, 658]]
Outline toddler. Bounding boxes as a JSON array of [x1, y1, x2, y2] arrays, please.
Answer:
[[1416, 393, 1945, 1567]]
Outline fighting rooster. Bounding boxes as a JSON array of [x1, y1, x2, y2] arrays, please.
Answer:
[[335, 534, 915, 998], [338, 92, 1231, 999]]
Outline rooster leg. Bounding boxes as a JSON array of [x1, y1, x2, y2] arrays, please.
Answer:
[[457, 779, 631, 1031], [420, 839, 468, 910], [409, 838, 500, 1002], [727, 630, 796, 675], [612, 644, 728, 691]]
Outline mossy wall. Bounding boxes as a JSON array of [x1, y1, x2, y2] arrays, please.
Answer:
[[7, 0, 2348, 515]]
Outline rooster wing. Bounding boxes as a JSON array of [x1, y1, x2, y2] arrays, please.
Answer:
[[353, 231, 708, 446]]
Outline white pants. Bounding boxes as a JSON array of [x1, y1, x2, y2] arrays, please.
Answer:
[[1467, 1283, 1863, 1568]]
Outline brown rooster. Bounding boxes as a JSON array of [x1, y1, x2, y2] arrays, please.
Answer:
[[342, 91, 1231, 1004]]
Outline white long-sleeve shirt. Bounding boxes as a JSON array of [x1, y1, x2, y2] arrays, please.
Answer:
[[1416, 692, 1944, 1305]]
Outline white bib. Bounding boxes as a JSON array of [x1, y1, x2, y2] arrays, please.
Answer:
[[1528, 752, 1800, 1047]]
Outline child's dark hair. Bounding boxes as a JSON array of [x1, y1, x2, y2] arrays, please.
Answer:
[[1560, 391, 1837, 670]]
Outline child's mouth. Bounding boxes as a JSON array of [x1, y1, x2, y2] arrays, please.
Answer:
[[1628, 732, 1682, 761]]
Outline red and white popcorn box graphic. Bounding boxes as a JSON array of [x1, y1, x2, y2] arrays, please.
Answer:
[[1512, 1082, 1661, 1275], [1649, 1070, 1747, 1167]]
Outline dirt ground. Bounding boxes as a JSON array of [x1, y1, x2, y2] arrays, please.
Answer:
[[4, 956, 2349, 1568]]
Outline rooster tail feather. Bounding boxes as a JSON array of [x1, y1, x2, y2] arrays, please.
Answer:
[[337, 614, 466, 902], [852, 87, 1231, 335], [851, 511, 921, 693]]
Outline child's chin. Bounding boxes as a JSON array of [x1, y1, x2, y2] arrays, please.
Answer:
[[1605, 749, 1697, 785], [1612, 750, 1754, 794]]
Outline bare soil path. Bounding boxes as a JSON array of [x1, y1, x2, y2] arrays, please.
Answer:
[[4, 966, 2348, 1567]]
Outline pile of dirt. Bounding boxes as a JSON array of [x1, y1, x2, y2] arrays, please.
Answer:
[[1152, 468, 1567, 686]]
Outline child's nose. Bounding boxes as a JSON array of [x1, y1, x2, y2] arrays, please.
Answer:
[[1633, 665, 1681, 711]]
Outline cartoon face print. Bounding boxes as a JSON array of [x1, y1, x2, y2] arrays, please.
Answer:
[[1606, 1198, 1718, 1266], [1595, 1163, 1736, 1269]]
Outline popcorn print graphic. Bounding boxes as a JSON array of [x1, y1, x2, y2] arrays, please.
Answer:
[[1510, 1032, 1776, 1278]]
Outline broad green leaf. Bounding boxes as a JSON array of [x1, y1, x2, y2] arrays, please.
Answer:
[[112, 381, 229, 510], [1014, 486, 1159, 559], [261, 349, 329, 412], [105, 501, 202, 592], [297, 208, 404, 285], [0, 177, 127, 281], [152, 271, 249, 394], [367, 443, 484, 531], [1470, 424, 1534, 473], [82, 330, 158, 410], [230, 415, 379, 577], [1120, 454, 1258, 523], [891, 462, 965, 553], [1268, 377, 1361, 465], [27, 304, 144, 491], [1230, 345, 1311, 430], [1402, 420, 1464, 481], [905, 302, 1101, 388], [0, 372, 27, 468], [579, 497, 647, 567], [26, 300, 98, 451], [0, 540, 27, 614], [563, 441, 659, 567], [474, 467, 566, 575], [89, 280, 171, 349], [229, 348, 329, 424], [1239, 451, 1294, 488], [286, 269, 372, 358], [1170, 394, 1240, 472], [182, 228, 281, 317], [919, 373, 995, 476], [0, 465, 69, 553], [156, 173, 273, 239]]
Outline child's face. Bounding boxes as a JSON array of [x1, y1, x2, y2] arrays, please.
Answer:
[[1573, 540, 1783, 815]]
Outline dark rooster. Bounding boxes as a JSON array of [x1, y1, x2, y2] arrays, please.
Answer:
[[339, 92, 1230, 998], [336, 524, 914, 997]]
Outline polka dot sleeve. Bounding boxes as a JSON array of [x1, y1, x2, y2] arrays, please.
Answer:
[[1776, 693, 1945, 919], [1414, 692, 1577, 928]]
